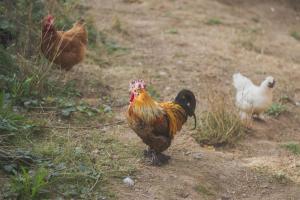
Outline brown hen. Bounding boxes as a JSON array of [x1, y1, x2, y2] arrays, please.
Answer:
[[41, 15, 87, 71]]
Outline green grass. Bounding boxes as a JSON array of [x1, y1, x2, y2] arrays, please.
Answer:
[[0, 91, 39, 136], [251, 17, 260, 23], [205, 18, 222, 25], [193, 94, 244, 146], [29, 129, 140, 199], [266, 103, 286, 117], [194, 183, 215, 196], [112, 16, 123, 33], [254, 166, 290, 185], [281, 143, 300, 155], [290, 31, 300, 41], [166, 28, 178, 34]]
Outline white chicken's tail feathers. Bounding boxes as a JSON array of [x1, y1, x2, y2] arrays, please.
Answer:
[[233, 73, 253, 91]]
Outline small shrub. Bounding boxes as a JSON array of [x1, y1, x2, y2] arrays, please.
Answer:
[[273, 171, 290, 184], [266, 103, 286, 117], [193, 93, 244, 146], [291, 31, 300, 41], [206, 18, 222, 25], [281, 143, 300, 155]]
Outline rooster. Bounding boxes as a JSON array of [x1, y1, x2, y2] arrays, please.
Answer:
[[127, 80, 197, 165], [41, 15, 88, 71], [233, 73, 275, 120]]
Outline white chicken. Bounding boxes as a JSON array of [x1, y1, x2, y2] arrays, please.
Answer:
[[233, 73, 275, 120]]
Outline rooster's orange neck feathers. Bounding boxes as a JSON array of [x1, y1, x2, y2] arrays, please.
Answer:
[[129, 89, 163, 123]]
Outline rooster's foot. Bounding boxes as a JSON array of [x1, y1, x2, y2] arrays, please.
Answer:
[[144, 149, 170, 166], [156, 153, 170, 164], [143, 148, 152, 157]]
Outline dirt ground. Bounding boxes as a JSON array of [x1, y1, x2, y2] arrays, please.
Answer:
[[74, 0, 300, 199]]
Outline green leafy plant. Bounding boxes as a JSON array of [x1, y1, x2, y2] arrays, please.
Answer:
[[0, 91, 36, 135], [266, 103, 286, 117], [291, 31, 300, 41], [0, 46, 18, 75], [10, 167, 49, 199], [281, 143, 300, 155]]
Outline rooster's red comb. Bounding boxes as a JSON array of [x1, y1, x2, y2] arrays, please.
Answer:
[[129, 79, 146, 91]]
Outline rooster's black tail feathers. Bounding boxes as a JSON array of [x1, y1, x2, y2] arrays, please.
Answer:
[[174, 89, 197, 129]]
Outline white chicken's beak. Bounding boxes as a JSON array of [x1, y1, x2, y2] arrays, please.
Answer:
[[268, 80, 275, 88]]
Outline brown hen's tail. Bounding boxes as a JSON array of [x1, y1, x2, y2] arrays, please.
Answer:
[[174, 89, 197, 129]]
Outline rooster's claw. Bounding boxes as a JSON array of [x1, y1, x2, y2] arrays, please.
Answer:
[[143, 149, 170, 166]]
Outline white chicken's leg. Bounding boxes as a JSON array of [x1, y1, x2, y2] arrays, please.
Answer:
[[258, 113, 269, 121], [240, 111, 252, 128], [239, 111, 250, 121]]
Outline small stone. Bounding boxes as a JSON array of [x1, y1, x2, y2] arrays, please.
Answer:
[[159, 71, 167, 76], [177, 60, 183, 64], [92, 149, 99, 154], [123, 177, 134, 187], [221, 195, 231, 200], [192, 152, 202, 159], [103, 105, 112, 113]]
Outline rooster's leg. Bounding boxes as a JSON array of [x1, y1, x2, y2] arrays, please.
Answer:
[[149, 151, 160, 165], [144, 148, 170, 166], [143, 147, 152, 157], [157, 153, 171, 163]]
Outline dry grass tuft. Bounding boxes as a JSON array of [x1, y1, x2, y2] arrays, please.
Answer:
[[193, 92, 245, 146]]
